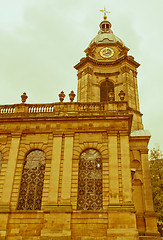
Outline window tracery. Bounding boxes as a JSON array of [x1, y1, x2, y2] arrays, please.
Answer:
[[77, 149, 103, 210], [17, 150, 46, 210]]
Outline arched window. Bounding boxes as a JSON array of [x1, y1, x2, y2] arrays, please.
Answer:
[[0, 152, 2, 174], [17, 150, 46, 210], [77, 149, 103, 210], [100, 80, 114, 102]]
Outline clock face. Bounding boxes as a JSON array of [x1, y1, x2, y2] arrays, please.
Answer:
[[100, 47, 114, 58]]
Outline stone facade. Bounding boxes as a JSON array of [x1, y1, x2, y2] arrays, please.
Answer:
[[0, 14, 161, 240]]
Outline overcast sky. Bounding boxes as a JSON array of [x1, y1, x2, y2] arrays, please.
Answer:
[[0, 0, 162, 151]]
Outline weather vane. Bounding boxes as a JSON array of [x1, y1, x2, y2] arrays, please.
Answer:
[[100, 7, 110, 20]]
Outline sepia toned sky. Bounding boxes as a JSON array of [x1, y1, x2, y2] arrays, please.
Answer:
[[0, 0, 163, 151]]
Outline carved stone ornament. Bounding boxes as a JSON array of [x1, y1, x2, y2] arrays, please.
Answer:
[[21, 92, 28, 104], [69, 90, 76, 102], [121, 66, 131, 74], [118, 90, 125, 101], [59, 91, 65, 102], [83, 67, 93, 75], [77, 72, 83, 79], [85, 46, 96, 58]]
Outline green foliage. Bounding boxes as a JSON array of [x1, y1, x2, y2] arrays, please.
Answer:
[[149, 147, 163, 221], [149, 146, 163, 236]]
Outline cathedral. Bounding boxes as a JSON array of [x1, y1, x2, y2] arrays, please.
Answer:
[[0, 10, 161, 240]]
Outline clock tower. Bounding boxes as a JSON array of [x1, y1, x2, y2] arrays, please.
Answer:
[[74, 13, 143, 132]]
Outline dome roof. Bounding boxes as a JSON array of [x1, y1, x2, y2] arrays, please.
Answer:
[[89, 19, 124, 47], [90, 32, 124, 46]]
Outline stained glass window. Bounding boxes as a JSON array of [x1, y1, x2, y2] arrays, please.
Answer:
[[17, 150, 46, 210], [100, 80, 114, 102], [77, 149, 103, 210]]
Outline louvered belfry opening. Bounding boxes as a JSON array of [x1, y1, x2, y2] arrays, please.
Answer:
[[77, 149, 103, 210], [17, 150, 46, 210], [100, 80, 114, 102]]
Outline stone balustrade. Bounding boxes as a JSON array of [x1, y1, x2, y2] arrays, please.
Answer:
[[0, 105, 15, 113], [28, 104, 54, 113], [0, 101, 128, 117]]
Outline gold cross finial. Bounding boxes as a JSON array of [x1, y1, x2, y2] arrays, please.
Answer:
[[100, 7, 110, 20]]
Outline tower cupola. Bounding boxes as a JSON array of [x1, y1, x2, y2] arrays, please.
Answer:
[[89, 10, 124, 47], [99, 19, 112, 33]]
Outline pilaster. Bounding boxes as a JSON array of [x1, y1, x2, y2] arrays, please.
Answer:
[[60, 132, 74, 206], [133, 71, 140, 111], [0, 133, 21, 239], [41, 133, 73, 239], [108, 132, 119, 204], [0, 133, 21, 206], [140, 149, 154, 212], [44, 132, 63, 211], [120, 132, 132, 203]]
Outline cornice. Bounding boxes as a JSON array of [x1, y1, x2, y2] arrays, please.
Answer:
[[0, 114, 131, 122], [140, 149, 149, 154], [129, 136, 151, 143], [53, 132, 63, 137], [127, 107, 143, 116], [74, 55, 140, 70], [11, 133, 22, 138]]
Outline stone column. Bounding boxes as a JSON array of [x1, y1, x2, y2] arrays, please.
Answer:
[[44, 133, 63, 211], [60, 133, 74, 207], [120, 133, 132, 203], [108, 133, 119, 204]]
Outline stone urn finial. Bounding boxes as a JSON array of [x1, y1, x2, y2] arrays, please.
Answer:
[[108, 91, 114, 101], [119, 90, 125, 101], [21, 92, 28, 104], [59, 91, 65, 102], [69, 90, 76, 102]]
